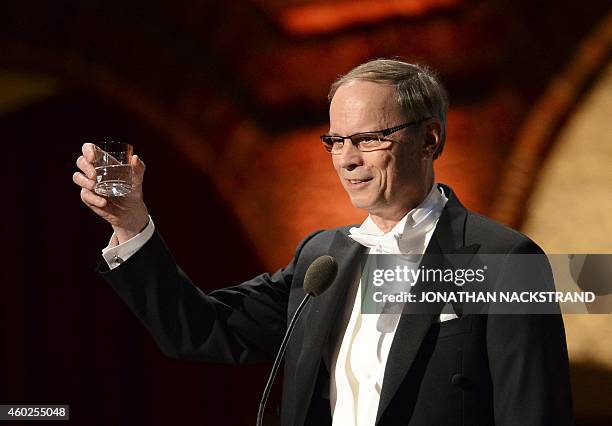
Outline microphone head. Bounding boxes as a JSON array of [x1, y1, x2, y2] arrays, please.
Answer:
[[303, 255, 338, 297]]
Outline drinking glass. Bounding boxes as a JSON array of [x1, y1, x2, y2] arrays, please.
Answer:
[[92, 140, 133, 197]]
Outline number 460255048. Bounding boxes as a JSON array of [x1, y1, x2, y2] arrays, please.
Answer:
[[3, 405, 69, 419]]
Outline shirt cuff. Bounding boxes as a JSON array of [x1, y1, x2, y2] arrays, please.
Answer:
[[102, 216, 155, 270]]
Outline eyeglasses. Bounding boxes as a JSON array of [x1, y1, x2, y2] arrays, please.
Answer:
[[320, 118, 429, 154]]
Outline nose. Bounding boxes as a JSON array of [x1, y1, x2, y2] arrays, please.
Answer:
[[335, 140, 364, 171]]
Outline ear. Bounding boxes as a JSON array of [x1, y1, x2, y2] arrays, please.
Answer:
[[421, 118, 442, 160]]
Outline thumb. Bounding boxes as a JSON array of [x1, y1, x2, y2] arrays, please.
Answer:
[[131, 154, 146, 185]]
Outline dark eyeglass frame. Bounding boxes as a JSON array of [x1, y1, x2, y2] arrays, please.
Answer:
[[320, 117, 430, 153]]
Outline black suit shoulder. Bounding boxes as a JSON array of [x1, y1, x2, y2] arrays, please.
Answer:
[[464, 210, 544, 254], [295, 225, 354, 258], [304, 225, 353, 243]]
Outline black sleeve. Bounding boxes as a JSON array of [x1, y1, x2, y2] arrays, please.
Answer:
[[96, 229, 321, 364], [486, 239, 574, 425]]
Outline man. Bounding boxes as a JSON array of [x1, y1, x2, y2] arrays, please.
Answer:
[[73, 59, 574, 425]]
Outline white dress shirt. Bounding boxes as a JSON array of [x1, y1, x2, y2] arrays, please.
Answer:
[[330, 184, 449, 426], [101, 216, 155, 269]]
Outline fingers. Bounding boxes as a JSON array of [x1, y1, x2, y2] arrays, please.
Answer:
[[80, 187, 107, 209], [82, 193, 113, 219], [76, 154, 96, 179], [82, 143, 96, 162], [76, 145, 105, 212], [72, 171, 96, 191]]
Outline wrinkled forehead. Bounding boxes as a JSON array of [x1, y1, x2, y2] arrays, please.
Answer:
[[329, 81, 403, 134]]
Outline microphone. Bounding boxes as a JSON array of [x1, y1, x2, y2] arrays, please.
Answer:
[[256, 255, 338, 426], [303, 255, 338, 296]]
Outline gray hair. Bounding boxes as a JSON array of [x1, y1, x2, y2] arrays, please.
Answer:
[[328, 59, 449, 159]]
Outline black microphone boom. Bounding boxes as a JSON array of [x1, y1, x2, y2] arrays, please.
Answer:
[[256, 255, 338, 426]]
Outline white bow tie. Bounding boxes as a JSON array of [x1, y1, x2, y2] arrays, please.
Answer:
[[349, 229, 402, 254], [349, 213, 440, 255]]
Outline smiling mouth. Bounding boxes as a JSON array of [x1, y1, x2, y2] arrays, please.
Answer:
[[346, 178, 373, 184]]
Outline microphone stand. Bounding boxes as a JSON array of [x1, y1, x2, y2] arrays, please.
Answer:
[[256, 293, 312, 426]]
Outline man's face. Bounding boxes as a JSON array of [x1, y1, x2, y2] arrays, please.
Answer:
[[329, 80, 429, 217]]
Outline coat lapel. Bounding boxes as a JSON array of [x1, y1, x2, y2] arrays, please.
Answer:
[[375, 184, 479, 424], [293, 228, 366, 426]]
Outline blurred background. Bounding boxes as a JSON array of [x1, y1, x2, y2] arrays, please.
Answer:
[[1, 0, 610, 424]]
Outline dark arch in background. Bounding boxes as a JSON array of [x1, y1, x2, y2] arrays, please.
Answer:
[[0, 90, 272, 425]]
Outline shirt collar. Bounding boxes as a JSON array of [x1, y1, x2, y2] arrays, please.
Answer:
[[356, 183, 447, 238]]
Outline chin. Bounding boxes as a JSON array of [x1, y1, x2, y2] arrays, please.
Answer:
[[348, 196, 374, 211]]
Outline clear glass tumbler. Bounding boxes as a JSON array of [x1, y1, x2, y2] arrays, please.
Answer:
[[92, 140, 133, 197]]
